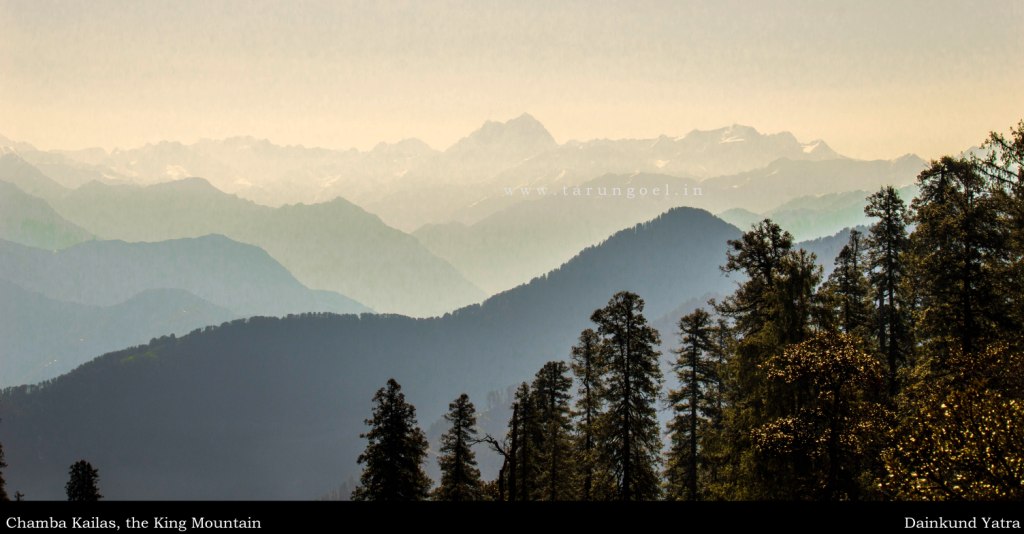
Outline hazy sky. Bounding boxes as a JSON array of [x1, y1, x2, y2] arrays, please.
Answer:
[[1, 0, 1021, 159]]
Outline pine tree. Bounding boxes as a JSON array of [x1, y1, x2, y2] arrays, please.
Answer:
[[776, 249, 822, 345], [718, 220, 794, 346], [435, 394, 483, 501], [591, 291, 663, 501], [0, 439, 8, 502], [911, 157, 1009, 363], [509, 382, 540, 501], [531, 361, 574, 500], [698, 318, 733, 497], [714, 220, 821, 498], [864, 186, 913, 394], [65, 460, 102, 501], [819, 229, 872, 337], [570, 328, 606, 501], [505, 401, 520, 501], [978, 121, 1024, 341], [665, 308, 720, 501], [352, 379, 432, 501]]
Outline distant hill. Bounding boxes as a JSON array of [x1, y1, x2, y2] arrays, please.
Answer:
[[0, 181, 92, 250], [718, 184, 918, 241], [415, 173, 706, 293], [17, 149, 132, 188], [700, 155, 925, 213], [0, 235, 367, 387], [798, 226, 866, 280], [413, 159, 920, 294], [0, 235, 368, 317], [0, 279, 234, 387], [34, 175, 484, 317], [0, 207, 746, 500], [716, 208, 762, 232], [0, 153, 68, 201]]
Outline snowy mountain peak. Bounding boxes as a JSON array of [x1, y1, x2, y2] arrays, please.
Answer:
[[800, 139, 840, 159], [723, 124, 760, 138], [448, 113, 557, 154]]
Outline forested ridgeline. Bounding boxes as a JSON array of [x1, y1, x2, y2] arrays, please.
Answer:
[[349, 121, 1024, 501]]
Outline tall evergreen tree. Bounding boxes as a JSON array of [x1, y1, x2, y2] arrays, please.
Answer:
[[706, 319, 732, 429], [911, 157, 1009, 363], [665, 308, 720, 501], [718, 220, 794, 346], [531, 361, 574, 501], [978, 121, 1024, 341], [591, 291, 663, 501], [715, 221, 810, 407], [698, 318, 733, 497], [819, 229, 872, 337], [435, 394, 483, 501], [0, 440, 8, 502], [714, 220, 821, 498], [776, 249, 822, 345], [65, 460, 102, 501], [570, 328, 606, 501], [503, 401, 520, 501], [509, 382, 540, 501], [864, 186, 913, 394], [352, 379, 432, 501]]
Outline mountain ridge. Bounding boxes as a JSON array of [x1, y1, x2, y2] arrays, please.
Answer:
[[0, 206, 744, 499]]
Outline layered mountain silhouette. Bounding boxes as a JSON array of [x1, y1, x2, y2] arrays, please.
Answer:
[[0, 279, 235, 387], [415, 173, 704, 293], [0, 207, 747, 500], [0, 153, 68, 201], [0, 235, 368, 387], [700, 154, 925, 213], [718, 184, 918, 241], [21, 117, 870, 232], [0, 181, 92, 250], [0, 236, 367, 316], [0, 159, 485, 316], [414, 158, 922, 294]]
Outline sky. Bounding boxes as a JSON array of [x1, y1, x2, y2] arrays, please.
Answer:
[[1, 0, 1021, 160]]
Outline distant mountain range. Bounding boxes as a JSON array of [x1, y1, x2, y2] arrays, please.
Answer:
[[0, 156, 484, 316], [414, 173, 703, 293], [699, 155, 925, 214], [0, 279, 235, 387], [0, 235, 367, 316], [414, 161, 923, 294], [0, 206, 857, 500], [0, 235, 368, 387], [2, 116, 889, 233], [0, 119, 925, 313], [718, 184, 918, 241]]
